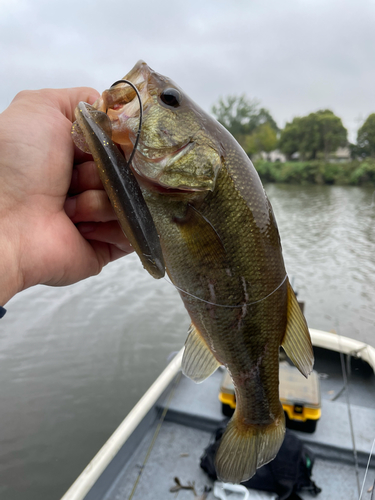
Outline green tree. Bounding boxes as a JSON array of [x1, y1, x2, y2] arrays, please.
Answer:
[[316, 110, 347, 161], [244, 123, 278, 156], [357, 113, 375, 158], [279, 115, 321, 160], [212, 95, 259, 137], [211, 95, 278, 155], [277, 117, 304, 160], [279, 110, 347, 160]]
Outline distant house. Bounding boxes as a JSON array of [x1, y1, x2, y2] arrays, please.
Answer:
[[329, 147, 351, 162], [254, 147, 351, 163], [290, 152, 300, 161], [257, 150, 287, 162]]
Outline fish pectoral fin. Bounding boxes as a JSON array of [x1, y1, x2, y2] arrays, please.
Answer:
[[175, 204, 228, 268], [182, 324, 221, 383], [281, 281, 314, 378], [215, 408, 285, 483]]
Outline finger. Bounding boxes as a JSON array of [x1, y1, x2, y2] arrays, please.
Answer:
[[70, 161, 103, 194], [89, 240, 130, 266], [73, 143, 94, 165], [53, 87, 101, 122], [64, 190, 115, 223], [77, 221, 134, 254], [12, 88, 101, 123]]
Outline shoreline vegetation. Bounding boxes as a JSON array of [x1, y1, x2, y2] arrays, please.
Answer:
[[211, 95, 375, 187], [253, 158, 375, 186]]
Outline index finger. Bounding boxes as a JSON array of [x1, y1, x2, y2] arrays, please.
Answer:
[[53, 87, 101, 122], [11, 87, 101, 123]]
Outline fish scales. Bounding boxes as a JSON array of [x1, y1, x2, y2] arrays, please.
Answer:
[[144, 158, 288, 436], [71, 61, 314, 484]]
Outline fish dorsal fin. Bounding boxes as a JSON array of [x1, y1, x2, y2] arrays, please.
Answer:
[[182, 324, 222, 383], [281, 281, 314, 378]]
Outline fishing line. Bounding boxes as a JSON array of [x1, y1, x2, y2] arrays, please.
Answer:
[[163, 274, 288, 308], [110, 79, 143, 168], [127, 371, 182, 500], [108, 79, 288, 310], [106, 82, 288, 307], [336, 326, 361, 496], [358, 437, 375, 500]]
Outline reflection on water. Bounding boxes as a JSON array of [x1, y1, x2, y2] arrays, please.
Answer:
[[266, 184, 375, 344], [0, 184, 374, 500]]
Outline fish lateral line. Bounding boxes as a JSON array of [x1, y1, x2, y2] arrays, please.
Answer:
[[163, 274, 288, 308]]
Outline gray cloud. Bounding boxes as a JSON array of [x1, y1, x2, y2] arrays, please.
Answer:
[[1, 0, 375, 140]]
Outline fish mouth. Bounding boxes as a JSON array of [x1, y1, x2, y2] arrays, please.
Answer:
[[88, 63, 151, 146], [90, 61, 205, 193], [99, 87, 202, 192], [100, 83, 147, 147]]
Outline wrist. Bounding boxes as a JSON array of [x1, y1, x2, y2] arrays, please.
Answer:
[[0, 212, 24, 307], [0, 110, 25, 306]]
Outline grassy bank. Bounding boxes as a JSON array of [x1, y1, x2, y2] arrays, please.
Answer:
[[253, 159, 375, 186]]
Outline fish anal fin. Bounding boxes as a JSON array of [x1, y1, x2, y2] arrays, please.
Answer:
[[215, 409, 285, 483], [281, 281, 314, 378], [182, 324, 221, 383]]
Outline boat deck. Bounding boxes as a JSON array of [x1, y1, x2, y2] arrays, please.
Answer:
[[102, 421, 372, 500], [88, 350, 375, 500]]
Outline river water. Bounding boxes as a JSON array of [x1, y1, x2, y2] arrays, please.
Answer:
[[0, 184, 374, 500]]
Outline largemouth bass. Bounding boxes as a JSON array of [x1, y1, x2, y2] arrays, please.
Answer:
[[72, 61, 314, 483]]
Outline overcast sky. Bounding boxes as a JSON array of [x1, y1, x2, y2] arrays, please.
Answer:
[[2, 0, 375, 141]]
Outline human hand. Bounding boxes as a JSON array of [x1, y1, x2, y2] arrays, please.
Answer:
[[0, 88, 134, 306]]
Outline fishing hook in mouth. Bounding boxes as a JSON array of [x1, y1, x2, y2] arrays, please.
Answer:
[[107, 79, 144, 169]]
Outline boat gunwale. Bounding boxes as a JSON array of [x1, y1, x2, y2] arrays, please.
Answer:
[[60, 330, 375, 500], [60, 349, 183, 500], [309, 329, 375, 373]]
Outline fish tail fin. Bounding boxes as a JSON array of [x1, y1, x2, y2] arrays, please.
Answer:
[[215, 410, 285, 483]]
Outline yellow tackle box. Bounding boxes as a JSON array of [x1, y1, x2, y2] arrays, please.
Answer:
[[219, 361, 321, 433]]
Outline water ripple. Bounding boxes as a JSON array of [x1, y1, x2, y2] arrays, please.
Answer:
[[0, 185, 374, 499]]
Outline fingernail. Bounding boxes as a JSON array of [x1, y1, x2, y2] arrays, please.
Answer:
[[64, 196, 77, 218], [78, 223, 96, 234]]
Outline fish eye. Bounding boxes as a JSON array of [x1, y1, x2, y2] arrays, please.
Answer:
[[160, 88, 181, 108]]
